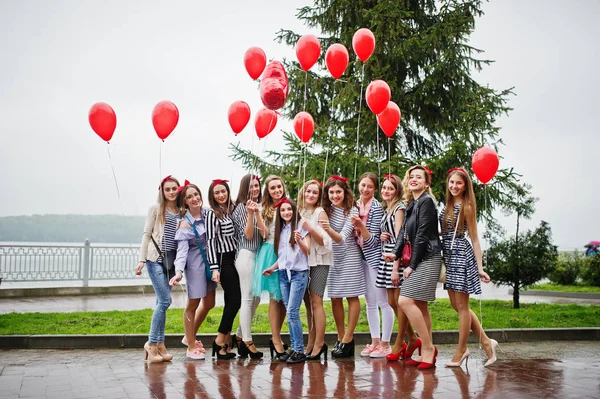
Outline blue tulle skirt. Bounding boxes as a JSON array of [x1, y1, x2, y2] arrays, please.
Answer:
[[252, 242, 282, 300]]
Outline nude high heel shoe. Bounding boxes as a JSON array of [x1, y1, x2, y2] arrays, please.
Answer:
[[157, 342, 173, 362], [445, 348, 470, 368], [144, 341, 163, 363], [484, 339, 500, 367]]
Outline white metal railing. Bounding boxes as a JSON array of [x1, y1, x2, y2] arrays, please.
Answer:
[[0, 240, 140, 286]]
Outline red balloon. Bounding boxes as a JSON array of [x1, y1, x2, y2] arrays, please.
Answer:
[[325, 44, 349, 80], [227, 101, 251, 135], [296, 34, 321, 71], [293, 112, 315, 143], [152, 101, 179, 141], [366, 80, 391, 115], [88, 102, 116, 142], [259, 61, 289, 110], [377, 101, 401, 137], [244, 47, 266, 80], [254, 108, 278, 139], [352, 28, 376, 62], [472, 147, 500, 184]]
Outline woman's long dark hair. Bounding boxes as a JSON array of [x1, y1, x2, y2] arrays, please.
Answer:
[[208, 181, 234, 219], [274, 198, 298, 252]]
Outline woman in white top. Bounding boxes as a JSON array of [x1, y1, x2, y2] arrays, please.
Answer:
[[298, 179, 333, 361]]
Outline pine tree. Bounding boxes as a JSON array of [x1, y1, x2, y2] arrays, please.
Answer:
[[231, 0, 525, 217]]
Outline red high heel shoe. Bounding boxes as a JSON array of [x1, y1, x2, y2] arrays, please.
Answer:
[[404, 359, 421, 367], [386, 342, 407, 362], [403, 338, 422, 359], [418, 346, 438, 370]]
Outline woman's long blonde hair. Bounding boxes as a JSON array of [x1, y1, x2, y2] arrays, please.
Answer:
[[297, 180, 322, 214], [402, 165, 434, 205], [261, 175, 287, 225], [382, 174, 404, 212], [157, 176, 180, 224], [443, 169, 477, 237]]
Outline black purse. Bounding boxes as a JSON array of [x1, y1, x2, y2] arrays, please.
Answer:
[[151, 236, 177, 280]]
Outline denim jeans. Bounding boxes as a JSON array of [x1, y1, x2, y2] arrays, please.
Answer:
[[147, 261, 172, 343], [279, 270, 309, 352]]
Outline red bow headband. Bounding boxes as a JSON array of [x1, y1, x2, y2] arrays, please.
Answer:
[[422, 165, 433, 175], [329, 175, 349, 183], [251, 175, 261, 182], [447, 167, 467, 176], [274, 197, 291, 208], [212, 179, 229, 186], [177, 179, 191, 193], [158, 175, 174, 190], [314, 178, 323, 187], [383, 173, 396, 180]]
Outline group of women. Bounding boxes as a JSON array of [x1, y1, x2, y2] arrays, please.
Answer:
[[135, 165, 500, 369]]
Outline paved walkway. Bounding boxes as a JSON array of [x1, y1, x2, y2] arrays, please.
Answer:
[[1, 341, 599, 398], [2, 282, 599, 314]]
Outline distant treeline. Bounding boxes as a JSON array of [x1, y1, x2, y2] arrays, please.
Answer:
[[0, 215, 145, 243]]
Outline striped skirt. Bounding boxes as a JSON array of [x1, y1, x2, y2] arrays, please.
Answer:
[[400, 253, 442, 302]]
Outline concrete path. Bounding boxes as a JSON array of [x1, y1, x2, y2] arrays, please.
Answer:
[[1, 341, 599, 398]]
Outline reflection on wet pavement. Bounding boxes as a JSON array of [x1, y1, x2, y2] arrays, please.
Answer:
[[1, 342, 599, 398]]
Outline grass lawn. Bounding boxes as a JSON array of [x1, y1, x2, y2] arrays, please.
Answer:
[[1, 299, 599, 335], [529, 283, 600, 294]]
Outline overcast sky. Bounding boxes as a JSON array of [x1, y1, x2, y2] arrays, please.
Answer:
[[0, 0, 598, 250]]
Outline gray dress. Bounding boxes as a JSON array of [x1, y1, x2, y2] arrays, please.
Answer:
[[327, 207, 366, 298], [174, 209, 217, 299]]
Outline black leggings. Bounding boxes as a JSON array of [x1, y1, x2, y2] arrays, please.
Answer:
[[218, 251, 241, 335]]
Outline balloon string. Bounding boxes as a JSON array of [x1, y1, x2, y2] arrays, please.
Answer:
[[480, 183, 489, 349], [159, 141, 163, 183], [353, 63, 366, 192], [322, 82, 337, 185], [388, 137, 391, 177], [303, 71, 308, 112], [107, 143, 148, 307], [376, 124, 381, 178]]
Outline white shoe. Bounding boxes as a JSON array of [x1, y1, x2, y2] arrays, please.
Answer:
[[361, 344, 376, 357], [182, 337, 205, 352], [484, 339, 499, 367]]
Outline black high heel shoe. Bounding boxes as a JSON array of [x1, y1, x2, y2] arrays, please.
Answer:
[[212, 340, 236, 360], [269, 339, 286, 359], [239, 341, 264, 359], [331, 340, 355, 358], [306, 343, 328, 361]]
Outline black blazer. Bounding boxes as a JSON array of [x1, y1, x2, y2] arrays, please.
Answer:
[[393, 194, 441, 270]]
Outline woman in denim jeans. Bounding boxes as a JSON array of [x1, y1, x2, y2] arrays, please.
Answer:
[[263, 198, 311, 364], [135, 175, 180, 363]]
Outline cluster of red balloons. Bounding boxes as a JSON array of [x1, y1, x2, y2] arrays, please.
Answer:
[[366, 80, 400, 138], [89, 101, 179, 143]]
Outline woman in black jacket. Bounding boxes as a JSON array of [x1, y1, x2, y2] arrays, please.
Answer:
[[384, 165, 442, 370]]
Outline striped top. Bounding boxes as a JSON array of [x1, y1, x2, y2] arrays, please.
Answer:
[[157, 210, 178, 264], [232, 203, 262, 253], [358, 198, 384, 269], [380, 203, 405, 248], [205, 209, 238, 270]]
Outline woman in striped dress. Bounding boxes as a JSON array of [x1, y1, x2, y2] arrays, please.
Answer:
[[298, 179, 332, 361], [252, 175, 288, 358], [135, 175, 180, 363], [231, 174, 265, 359], [376, 174, 419, 362], [387, 165, 442, 369], [441, 168, 497, 367], [353, 172, 394, 358], [322, 176, 366, 358], [206, 179, 239, 360]]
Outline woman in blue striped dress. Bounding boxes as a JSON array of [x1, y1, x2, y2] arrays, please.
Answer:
[[321, 176, 366, 358], [353, 172, 394, 358], [441, 168, 498, 367], [377, 174, 419, 362]]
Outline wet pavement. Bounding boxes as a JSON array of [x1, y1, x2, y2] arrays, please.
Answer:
[[1, 341, 599, 398], [2, 282, 599, 315]]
